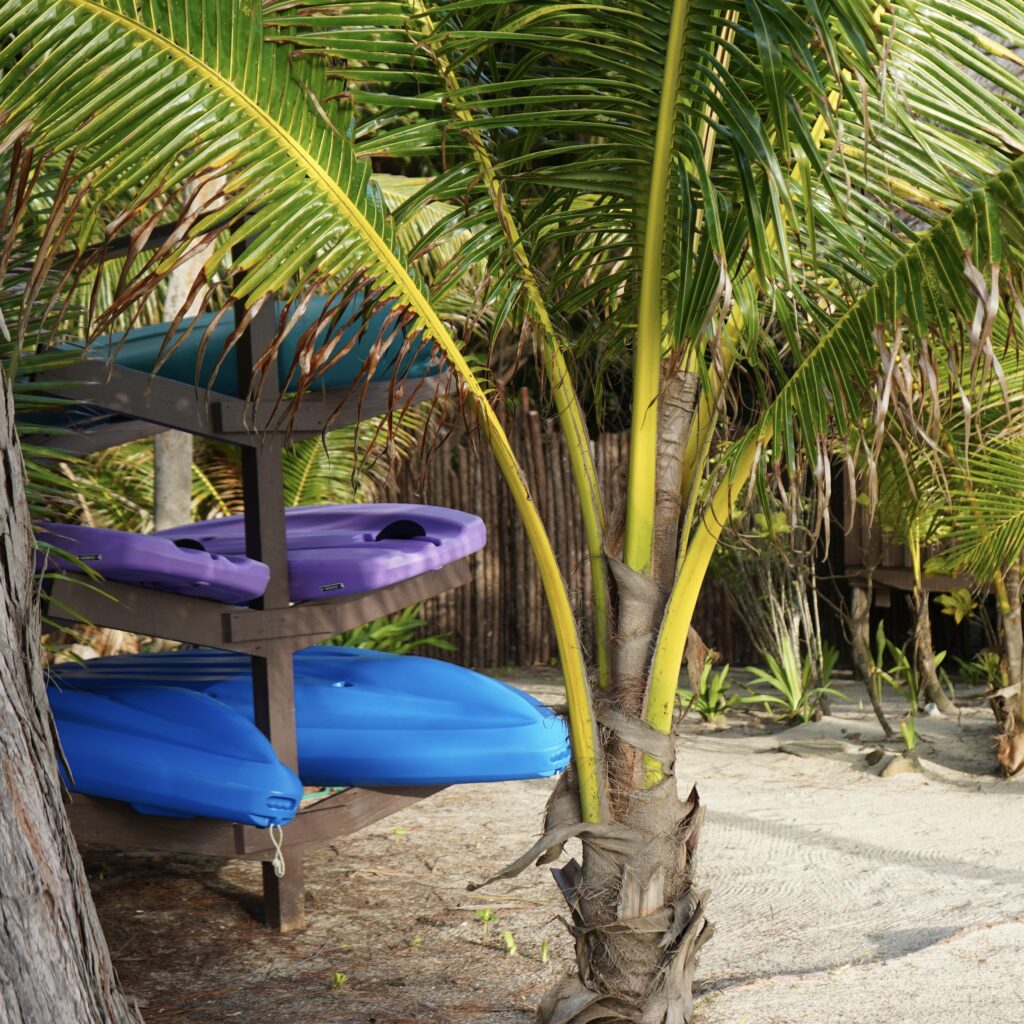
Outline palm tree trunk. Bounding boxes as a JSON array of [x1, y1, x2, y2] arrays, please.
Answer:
[[0, 367, 144, 1024], [652, 368, 698, 592], [848, 583, 895, 736], [541, 777, 712, 1023], [911, 588, 956, 714], [530, 551, 712, 1022], [153, 430, 193, 529], [996, 567, 1024, 775], [153, 174, 226, 532]]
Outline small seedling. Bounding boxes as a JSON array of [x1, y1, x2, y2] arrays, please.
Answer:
[[330, 971, 348, 990], [475, 907, 498, 941], [501, 930, 518, 956], [391, 826, 408, 839], [540, 940, 550, 964], [900, 715, 918, 753], [410, 934, 423, 950]]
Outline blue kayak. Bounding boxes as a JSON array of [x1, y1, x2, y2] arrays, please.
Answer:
[[51, 647, 572, 788], [49, 685, 302, 826], [82, 294, 436, 396]]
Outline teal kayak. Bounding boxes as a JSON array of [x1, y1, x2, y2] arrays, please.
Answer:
[[82, 293, 436, 395]]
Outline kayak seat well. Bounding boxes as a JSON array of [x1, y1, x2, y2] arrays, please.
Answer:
[[375, 519, 427, 541]]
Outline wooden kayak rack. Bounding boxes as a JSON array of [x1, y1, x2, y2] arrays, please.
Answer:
[[32, 239, 465, 933]]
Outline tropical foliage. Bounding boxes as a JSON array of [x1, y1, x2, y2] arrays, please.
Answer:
[[7, 0, 1024, 1017], [715, 482, 831, 695], [742, 640, 843, 723], [677, 661, 737, 723]]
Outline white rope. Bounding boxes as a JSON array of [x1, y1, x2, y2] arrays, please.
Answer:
[[269, 824, 286, 878]]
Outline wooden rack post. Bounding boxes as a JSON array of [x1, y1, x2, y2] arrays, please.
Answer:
[[232, 291, 304, 930]]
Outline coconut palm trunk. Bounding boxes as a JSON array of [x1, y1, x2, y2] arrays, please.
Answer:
[[911, 588, 956, 714], [995, 568, 1024, 774], [848, 584, 896, 736], [153, 175, 226, 531], [0, 364, 143, 1024]]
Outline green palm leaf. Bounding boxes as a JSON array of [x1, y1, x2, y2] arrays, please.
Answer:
[[758, 162, 1024, 468], [924, 438, 1024, 581]]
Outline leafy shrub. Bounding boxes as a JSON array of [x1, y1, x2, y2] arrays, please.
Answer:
[[326, 603, 454, 656], [742, 639, 844, 722], [872, 621, 953, 709], [677, 662, 738, 722]]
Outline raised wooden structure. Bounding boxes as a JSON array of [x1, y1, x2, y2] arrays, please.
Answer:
[[840, 472, 973, 601], [31, 241, 465, 933]]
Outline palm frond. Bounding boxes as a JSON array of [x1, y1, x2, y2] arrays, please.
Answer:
[[924, 437, 1024, 581], [758, 159, 1024, 471]]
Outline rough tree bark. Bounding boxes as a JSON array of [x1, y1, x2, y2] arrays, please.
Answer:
[[995, 566, 1024, 775], [847, 583, 895, 736], [910, 588, 956, 715], [0, 365, 143, 1024], [481, 370, 713, 1023], [477, 702, 713, 1024]]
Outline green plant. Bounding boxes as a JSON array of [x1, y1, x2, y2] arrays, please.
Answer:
[[327, 603, 453, 656], [955, 651, 1005, 693], [936, 589, 978, 626], [475, 908, 498, 943], [677, 662, 738, 723], [330, 972, 348, 990], [872, 621, 953, 713], [742, 640, 845, 723], [502, 930, 518, 957], [900, 716, 918, 754]]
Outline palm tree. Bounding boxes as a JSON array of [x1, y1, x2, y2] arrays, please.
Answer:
[[0, 151, 145, 1021], [926, 439, 1024, 773], [880, 357, 1024, 773], [6, 1, 1024, 1020], [867, 458, 958, 715]]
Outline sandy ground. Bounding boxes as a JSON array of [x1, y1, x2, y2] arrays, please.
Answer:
[[85, 671, 1024, 1024]]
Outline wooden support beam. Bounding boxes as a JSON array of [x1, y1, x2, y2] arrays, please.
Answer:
[[223, 560, 473, 645], [42, 559, 472, 654], [232, 286, 305, 931], [66, 787, 444, 860], [844, 565, 976, 594], [30, 359, 440, 448], [24, 415, 169, 456]]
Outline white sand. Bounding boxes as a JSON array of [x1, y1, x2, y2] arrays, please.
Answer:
[[683, 702, 1024, 1024], [100, 676, 1024, 1024]]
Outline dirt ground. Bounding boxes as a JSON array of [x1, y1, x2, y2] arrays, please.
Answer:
[[85, 670, 1024, 1024]]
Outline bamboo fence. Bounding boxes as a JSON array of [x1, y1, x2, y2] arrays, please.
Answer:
[[387, 391, 754, 667]]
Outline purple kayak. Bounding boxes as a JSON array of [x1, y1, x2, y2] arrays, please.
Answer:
[[35, 523, 270, 605], [154, 504, 486, 602]]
